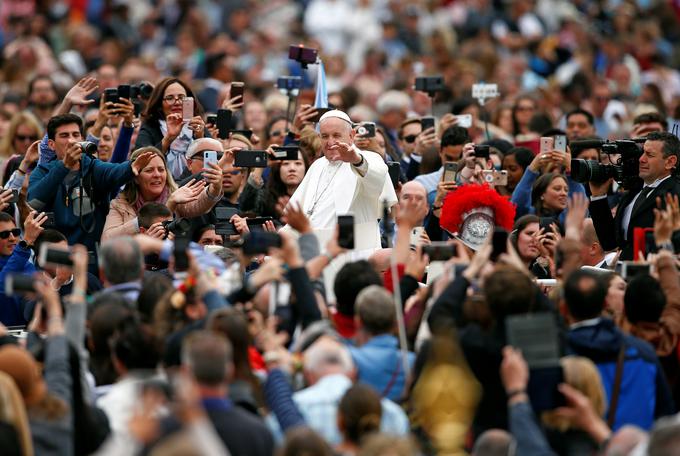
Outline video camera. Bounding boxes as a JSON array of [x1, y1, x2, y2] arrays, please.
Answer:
[[162, 217, 191, 237], [570, 138, 645, 190]]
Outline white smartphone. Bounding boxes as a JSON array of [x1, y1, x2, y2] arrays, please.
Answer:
[[182, 97, 194, 122], [554, 135, 567, 153], [410, 227, 425, 246], [203, 150, 218, 168], [455, 114, 472, 128], [540, 136, 554, 155]]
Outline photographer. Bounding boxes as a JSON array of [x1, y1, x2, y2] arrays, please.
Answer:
[[27, 114, 156, 251], [588, 131, 680, 260]]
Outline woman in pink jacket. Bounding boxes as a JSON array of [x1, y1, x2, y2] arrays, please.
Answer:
[[102, 146, 222, 240]]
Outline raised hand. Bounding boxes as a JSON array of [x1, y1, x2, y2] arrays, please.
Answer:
[[292, 104, 318, 134], [0, 189, 16, 212], [63, 142, 83, 170], [654, 196, 674, 245], [188, 116, 205, 138], [230, 214, 249, 235], [414, 127, 438, 156], [170, 179, 204, 205], [565, 193, 589, 241], [281, 201, 311, 234], [131, 150, 157, 176], [165, 113, 184, 141], [24, 211, 48, 244], [65, 77, 99, 107], [202, 162, 223, 196]]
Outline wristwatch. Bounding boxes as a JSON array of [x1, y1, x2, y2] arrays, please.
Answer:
[[18, 240, 33, 250], [352, 154, 365, 167]]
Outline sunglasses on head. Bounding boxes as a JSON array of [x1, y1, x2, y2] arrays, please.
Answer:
[[0, 229, 21, 239], [403, 134, 418, 144]]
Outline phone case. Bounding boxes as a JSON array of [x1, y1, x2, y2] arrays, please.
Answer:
[[182, 97, 194, 121]]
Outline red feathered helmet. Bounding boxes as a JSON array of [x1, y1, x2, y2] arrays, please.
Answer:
[[439, 184, 516, 251]]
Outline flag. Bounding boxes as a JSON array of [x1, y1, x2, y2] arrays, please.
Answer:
[[314, 59, 328, 109]]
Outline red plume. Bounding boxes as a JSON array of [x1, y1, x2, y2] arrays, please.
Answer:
[[439, 184, 516, 233]]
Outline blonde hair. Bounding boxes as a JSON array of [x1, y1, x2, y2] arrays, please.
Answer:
[[0, 111, 42, 158], [542, 356, 607, 431], [0, 372, 33, 456], [120, 147, 178, 205]]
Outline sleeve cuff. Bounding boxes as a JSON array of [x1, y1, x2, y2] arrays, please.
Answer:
[[590, 195, 607, 202]]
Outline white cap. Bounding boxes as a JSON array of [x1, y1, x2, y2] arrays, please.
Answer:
[[319, 109, 352, 125]]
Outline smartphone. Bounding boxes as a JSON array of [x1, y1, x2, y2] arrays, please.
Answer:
[[474, 145, 490, 159], [246, 217, 274, 231], [173, 236, 190, 272], [621, 262, 651, 281], [117, 84, 131, 100], [387, 162, 400, 189], [8, 189, 19, 204], [554, 135, 567, 153], [309, 107, 333, 124], [202, 150, 218, 169], [234, 150, 268, 168], [104, 88, 119, 104], [443, 162, 458, 182], [410, 227, 424, 246], [539, 217, 555, 233], [271, 146, 299, 160], [337, 214, 355, 250], [230, 82, 245, 102], [414, 76, 445, 93], [216, 109, 231, 140], [228, 129, 254, 140], [242, 232, 282, 255], [455, 114, 472, 128], [491, 228, 508, 261], [540, 137, 554, 155], [5, 274, 35, 296], [206, 114, 217, 125], [420, 116, 436, 132], [182, 97, 194, 122], [214, 207, 238, 236], [356, 122, 376, 138], [422, 242, 455, 261], [38, 244, 72, 267], [43, 212, 56, 228], [288, 45, 318, 66]]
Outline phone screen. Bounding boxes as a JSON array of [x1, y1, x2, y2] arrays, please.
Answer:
[[420, 116, 436, 132], [174, 236, 190, 272], [443, 162, 458, 182], [491, 228, 508, 261], [337, 214, 355, 249], [230, 82, 245, 101]]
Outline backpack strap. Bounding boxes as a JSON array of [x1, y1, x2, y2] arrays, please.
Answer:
[[606, 344, 626, 428]]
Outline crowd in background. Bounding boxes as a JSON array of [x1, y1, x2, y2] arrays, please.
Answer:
[[1, 0, 680, 455]]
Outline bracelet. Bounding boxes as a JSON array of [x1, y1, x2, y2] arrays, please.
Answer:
[[16, 168, 26, 175], [506, 389, 526, 400], [352, 154, 365, 167]]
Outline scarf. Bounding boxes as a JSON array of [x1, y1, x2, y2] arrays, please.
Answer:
[[159, 119, 194, 179], [134, 186, 170, 212]]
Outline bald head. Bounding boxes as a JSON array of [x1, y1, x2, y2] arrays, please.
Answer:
[[581, 218, 605, 266], [582, 218, 599, 246], [399, 180, 428, 224], [472, 429, 514, 456]]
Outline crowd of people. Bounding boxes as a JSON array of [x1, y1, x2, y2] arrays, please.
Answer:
[[1, 0, 680, 455]]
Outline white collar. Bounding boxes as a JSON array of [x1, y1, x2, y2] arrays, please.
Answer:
[[569, 317, 602, 330], [644, 174, 672, 189]]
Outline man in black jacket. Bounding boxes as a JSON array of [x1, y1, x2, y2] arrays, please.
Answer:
[[589, 131, 680, 260]]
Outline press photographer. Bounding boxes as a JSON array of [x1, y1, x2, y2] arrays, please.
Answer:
[[579, 132, 680, 260]]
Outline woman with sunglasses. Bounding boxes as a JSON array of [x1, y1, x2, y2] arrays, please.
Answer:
[[0, 110, 42, 169], [102, 147, 223, 241], [397, 118, 423, 180], [135, 77, 207, 180]]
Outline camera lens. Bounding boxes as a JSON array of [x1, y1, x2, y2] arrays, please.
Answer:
[[78, 141, 97, 155]]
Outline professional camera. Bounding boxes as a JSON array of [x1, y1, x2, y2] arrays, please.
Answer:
[[570, 139, 644, 189], [162, 217, 191, 236], [78, 141, 97, 155]]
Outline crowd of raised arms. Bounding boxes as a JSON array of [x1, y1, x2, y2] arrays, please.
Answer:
[[3, 0, 680, 455]]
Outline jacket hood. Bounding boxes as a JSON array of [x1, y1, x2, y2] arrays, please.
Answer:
[[567, 318, 624, 363]]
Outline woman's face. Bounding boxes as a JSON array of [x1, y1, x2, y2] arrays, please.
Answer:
[[13, 123, 39, 154], [605, 275, 626, 316], [162, 82, 188, 118], [514, 98, 536, 129], [244, 102, 266, 132], [498, 107, 514, 134], [517, 222, 540, 261], [280, 153, 306, 187], [502, 154, 524, 190], [542, 177, 569, 212], [375, 131, 387, 159], [137, 155, 167, 200], [267, 119, 287, 147], [98, 126, 114, 161]]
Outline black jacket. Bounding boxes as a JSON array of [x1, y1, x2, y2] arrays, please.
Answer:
[[589, 175, 680, 260]]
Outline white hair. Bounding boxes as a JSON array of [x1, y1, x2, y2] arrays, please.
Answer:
[[376, 90, 411, 115], [186, 137, 223, 159], [303, 337, 354, 375]]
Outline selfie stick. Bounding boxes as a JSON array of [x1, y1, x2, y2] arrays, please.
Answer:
[[472, 82, 499, 142], [383, 200, 411, 382]]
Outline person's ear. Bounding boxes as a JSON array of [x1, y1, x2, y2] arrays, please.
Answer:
[[666, 154, 678, 171], [47, 139, 56, 151]]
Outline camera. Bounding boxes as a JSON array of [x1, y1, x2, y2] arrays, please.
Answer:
[[288, 45, 318, 68], [162, 217, 191, 236], [474, 145, 490, 159], [355, 122, 376, 138], [570, 139, 643, 189], [78, 141, 97, 155], [414, 76, 445, 95], [130, 82, 153, 100]]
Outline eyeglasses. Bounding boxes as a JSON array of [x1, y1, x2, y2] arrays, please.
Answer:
[[516, 105, 534, 112], [403, 134, 418, 144], [270, 130, 284, 137], [163, 94, 187, 104], [15, 134, 38, 142], [0, 228, 21, 239]]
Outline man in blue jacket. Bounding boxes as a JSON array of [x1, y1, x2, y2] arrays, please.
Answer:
[[27, 113, 154, 251], [0, 211, 48, 326], [562, 269, 674, 431]]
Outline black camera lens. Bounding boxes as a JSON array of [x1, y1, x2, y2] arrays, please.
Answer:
[[163, 217, 191, 235], [78, 141, 97, 155], [474, 145, 490, 159]]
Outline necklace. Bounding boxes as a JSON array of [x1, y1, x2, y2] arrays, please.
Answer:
[[306, 162, 342, 216]]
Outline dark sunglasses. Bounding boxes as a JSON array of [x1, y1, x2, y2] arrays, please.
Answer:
[[225, 170, 242, 175], [403, 134, 418, 144], [15, 135, 38, 142], [0, 228, 21, 239]]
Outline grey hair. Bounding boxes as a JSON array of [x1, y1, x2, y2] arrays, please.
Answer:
[[303, 337, 354, 375], [99, 236, 144, 284], [181, 331, 233, 386], [356, 285, 396, 335], [186, 137, 223, 159], [376, 90, 411, 115]]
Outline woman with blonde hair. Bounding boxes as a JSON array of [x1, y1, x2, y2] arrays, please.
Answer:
[[0, 111, 42, 173], [0, 371, 33, 456], [102, 146, 223, 240]]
